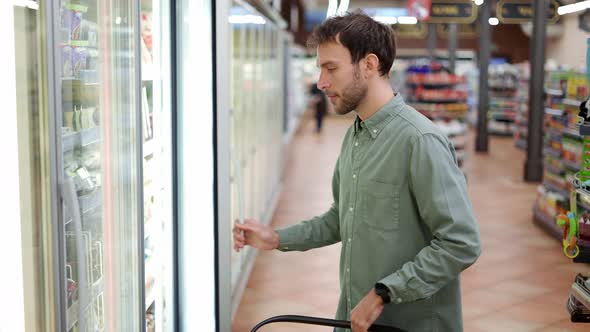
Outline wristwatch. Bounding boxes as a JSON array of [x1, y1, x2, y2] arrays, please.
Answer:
[[374, 283, 392, 304]]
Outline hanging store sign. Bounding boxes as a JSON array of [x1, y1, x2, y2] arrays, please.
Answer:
[[392, 22, 428, 38], [497, 0, 561, 24], [437, 22, 478, 38], [427, 0, 478, 24]]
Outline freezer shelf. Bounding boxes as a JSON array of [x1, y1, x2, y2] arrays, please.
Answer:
[[62, 127, 101, 153]]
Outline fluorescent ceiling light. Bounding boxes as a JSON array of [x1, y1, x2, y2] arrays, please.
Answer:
[[12, 0, 39, 10], [373, 16, 398, 24], [228, 14, 266, 25], [327, 0, 338, 18], [558, 1, 590, 15], [488, 17, 499, 25], [474, 0, 484, 6], [398, 16, 418, 24], [337, 0, 350, 15]]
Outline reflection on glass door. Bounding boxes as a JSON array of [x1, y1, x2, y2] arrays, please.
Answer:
[[229, 1, 285, 309], [56, 1, 142, 331], [140, 0, 174, 331]]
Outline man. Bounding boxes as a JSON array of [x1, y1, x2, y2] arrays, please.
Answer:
[[233, 11, 481, 332]]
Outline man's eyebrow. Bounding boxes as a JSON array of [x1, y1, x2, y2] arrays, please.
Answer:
[[318, 61, 338, 68]]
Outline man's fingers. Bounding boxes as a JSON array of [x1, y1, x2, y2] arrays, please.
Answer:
[[234, 223, 256, 232], [243, 219, 259, 225], [232, 232, 244, 244]]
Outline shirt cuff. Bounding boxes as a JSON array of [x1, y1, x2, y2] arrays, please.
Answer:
[[376, 282, 401, 304], [377, 272, 427, 304], [275, 227, 298, 251]]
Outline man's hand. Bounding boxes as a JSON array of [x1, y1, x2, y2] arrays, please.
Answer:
[[233, 219, 280, 252], [350, 289, 385, 332]]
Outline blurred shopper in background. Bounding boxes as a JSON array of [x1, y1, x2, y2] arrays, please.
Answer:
[[310, 82, 328, 133]]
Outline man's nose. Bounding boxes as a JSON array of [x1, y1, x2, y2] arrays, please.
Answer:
[[317, 73, 330, 90]]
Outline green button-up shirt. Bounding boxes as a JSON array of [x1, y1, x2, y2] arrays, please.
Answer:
[[276, 93, 481, 332]]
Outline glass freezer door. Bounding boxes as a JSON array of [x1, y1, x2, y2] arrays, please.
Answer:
[[140, 0, 175, 331], [55, 1, 143, 331]]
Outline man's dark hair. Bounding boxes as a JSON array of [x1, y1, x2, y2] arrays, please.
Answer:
[[307, 11, 397, 77]]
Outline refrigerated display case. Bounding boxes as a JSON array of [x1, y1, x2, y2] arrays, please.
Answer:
[[10, 0, 215, 330]]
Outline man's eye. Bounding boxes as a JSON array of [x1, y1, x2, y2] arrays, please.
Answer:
[[328, 67, 336, 72]]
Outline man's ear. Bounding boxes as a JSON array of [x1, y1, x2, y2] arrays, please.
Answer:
[[364, 53, 380, 77]]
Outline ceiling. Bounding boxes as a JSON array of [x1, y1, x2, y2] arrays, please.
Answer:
[[304, 0, 409, 11], [303, 0, 581, 11]]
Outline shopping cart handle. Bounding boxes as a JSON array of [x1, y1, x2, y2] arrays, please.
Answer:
[[249, 315, 407, 332]]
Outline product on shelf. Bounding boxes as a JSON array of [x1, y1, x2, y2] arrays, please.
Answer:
[[406, 72, 465, 86]]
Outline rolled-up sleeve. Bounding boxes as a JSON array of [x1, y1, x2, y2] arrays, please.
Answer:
[[276, 157, 342, 252], [378, 133, 481, 302]]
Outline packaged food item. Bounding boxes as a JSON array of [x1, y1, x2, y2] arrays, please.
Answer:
[[71, 11, 83, 40], [72, 47, 87, 76], [60, 8, 72, 41], [62, 45, 73, 77]]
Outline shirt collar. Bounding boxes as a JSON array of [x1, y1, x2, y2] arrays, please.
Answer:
[[353, 93, 405, 138]]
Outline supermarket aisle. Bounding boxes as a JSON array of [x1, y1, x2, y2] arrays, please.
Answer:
[[232, 112, 588, 332]]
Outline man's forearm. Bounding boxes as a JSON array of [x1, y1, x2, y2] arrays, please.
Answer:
[[275, 205, 340, 252]]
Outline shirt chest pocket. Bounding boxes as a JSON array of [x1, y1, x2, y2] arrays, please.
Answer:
[[360, 180, 400, 231]]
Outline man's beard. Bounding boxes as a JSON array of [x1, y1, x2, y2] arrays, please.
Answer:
[[334, 66, 368, 115]]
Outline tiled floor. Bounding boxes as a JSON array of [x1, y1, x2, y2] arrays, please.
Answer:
[[232, 112, 590, 332]]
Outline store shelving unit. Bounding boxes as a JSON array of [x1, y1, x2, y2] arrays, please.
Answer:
[[530, 66, 590, 321], [514, 64, 530, 149], [488, 64, 518, 137], [533, 71, 589, 241], [406, 63, 469, 168]]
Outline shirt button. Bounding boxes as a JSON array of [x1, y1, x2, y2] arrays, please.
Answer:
[[348, 238, 351, 242], [373, 129, 377, 133], [352, 174, 356, 179], [354, 142, 358, 146], [346, 268, 350, 272], [395, 298, 402, 304], [349, 207, 353, 212]]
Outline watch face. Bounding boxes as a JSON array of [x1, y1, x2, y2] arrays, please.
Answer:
[[579, 9, 590, 33]]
